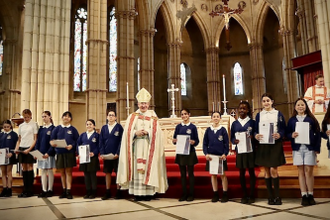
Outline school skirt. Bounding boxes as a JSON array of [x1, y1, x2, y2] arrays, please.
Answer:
[[103, 158, 119, 173], [55, 152, 76, 169], [175, 151, 198, 166], [79, 156, 100, 172], [255, 140, 286, 167], [236, 151, 256, 169], [37, 156, 56, 169], [18, 147, 36, 164]]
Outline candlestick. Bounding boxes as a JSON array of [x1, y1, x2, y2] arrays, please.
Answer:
[[126, 82, 130, 116], [223, 75, 226, 101], [218, 102, 220, 111], [212, 102, 215, 112]]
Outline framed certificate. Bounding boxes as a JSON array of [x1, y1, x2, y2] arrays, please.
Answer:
[[176, 135, 190, 155], [236, 132, 253, 154], [259, 122, 275, 144], [0, 148, 9, 165], [209, 155, 224, 175], [78, 145, 90, 164], [295, 122, 310, 145]]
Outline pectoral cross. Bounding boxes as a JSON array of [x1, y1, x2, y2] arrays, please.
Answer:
[[167, 84, 179, 118], [209, 0, 245, 51]]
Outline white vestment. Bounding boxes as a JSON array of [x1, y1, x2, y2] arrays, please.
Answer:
[[304, 85, 330, 113], [117, 109, 168, 195]]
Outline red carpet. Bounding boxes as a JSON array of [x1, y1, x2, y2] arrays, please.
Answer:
[[33, 154, 262, 199]]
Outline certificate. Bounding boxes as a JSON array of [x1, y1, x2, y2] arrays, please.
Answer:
[[327, 124, 330, 143], [259, 122, 275, 144], [78, 145, 90, 164], [102, 153, 115, 160], [209, 155, 224, 175], [235, 132, 253, 154], [52, 139, 68, 148], [176, 135, 190, 155], [0, 148, 9, 165], [295, 122, 310, 145], [29, 150, 46, 160]]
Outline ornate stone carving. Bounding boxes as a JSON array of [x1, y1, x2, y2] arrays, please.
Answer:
[[238, 1, 246, 10], [215, 4, 223, 12], [116, 10, 138, 20], [180, 0, 188, 8], [253, 0, 259, 5], [201, 4, 208, 12]]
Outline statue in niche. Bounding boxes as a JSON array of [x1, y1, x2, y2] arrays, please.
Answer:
[[180, 0, 188, 8], [238, 1, 247, 10], [215, 4, 223, 12], [201, 4, 208, 12]]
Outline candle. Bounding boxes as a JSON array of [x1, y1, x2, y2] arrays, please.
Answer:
[[126, 82, 129, 108], [218, 102, 220, 111], [223, 75, 226, 101], [212, 102, 215, 112]]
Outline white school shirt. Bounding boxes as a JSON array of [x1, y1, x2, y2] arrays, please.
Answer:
[[238, 116, 251, 127], [86, 130, 95, 139], [210, 125, 222, 134], [108, 122, 117, 134], [259, 109, 279, 133], [18, 121, 39, 148]]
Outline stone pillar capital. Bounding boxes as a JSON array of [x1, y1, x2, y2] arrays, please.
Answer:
[[295, 7, 305, 19], [278, 26, 292, 36], [205, 47, 220, 54], [248, 42, 263, 50], [139, 29, 156, 37], [116, 10, 138, 20]]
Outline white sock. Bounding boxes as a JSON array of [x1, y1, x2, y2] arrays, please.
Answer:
[[301, 192, 307, 197], [308, 191, 313, 196], [41, 169, 48, 192], [48, 169, 54, 191]]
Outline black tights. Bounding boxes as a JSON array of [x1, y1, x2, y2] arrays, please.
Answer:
[[239, 168, 256, 197], [84, 171, 97, 190], [179, 165, 195, 196]]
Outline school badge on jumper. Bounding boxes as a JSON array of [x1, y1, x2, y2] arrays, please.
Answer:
[[67, 130, 72, 134], [279, 116, 283, 122], [218, 135, 223, 141], [186, 129, 192, 134], [92, 138, 97, 143], [114, 131, 119, 136], [247, 127, 252, 132], [47, 131, 51, 135], [7, 135, 11, 139]]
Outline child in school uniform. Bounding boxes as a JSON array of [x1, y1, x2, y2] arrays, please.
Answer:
[[231, 101, 256, 204], [35, 111, 55, 198], [14, 109, 39, 197], [203, 111, 229, 203], [77, 119, 100, 199], [287, 98, 320, 206], [50, 111, 79, 199], [0, 120, 18, 197], [255, 93, 286, 205], [173, 108, 199, 202], [99, 111, 123, 200], [321, 107, 330, 159]]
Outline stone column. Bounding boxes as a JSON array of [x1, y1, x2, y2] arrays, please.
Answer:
[[21, 0, 71, 125], [280, 26, 299, 113], [139, 29, 156, 108], [116, 7, 137, 121], [205, 47, 221, 114], [249, 42, 266, 114], [86, 0, 108, 129], [167, 42, 182, 116], [314, 0, 330, 87]]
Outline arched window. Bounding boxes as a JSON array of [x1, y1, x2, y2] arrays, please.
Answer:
[[234, 62, 243, 95], [109, 7, 117, 92], [0, 24, 3, 76], [73, 7, 87, 92], [180, 63, 188, 96], [137, 57, 140, 91]]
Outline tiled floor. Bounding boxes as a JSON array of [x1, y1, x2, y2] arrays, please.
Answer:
[[0, 196, 329, 220]]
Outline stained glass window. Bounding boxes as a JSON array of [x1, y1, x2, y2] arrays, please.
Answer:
[[74, 7, 87, 92], [109, 7, 117, 92], [180, 63, 187, 96], [0, 24, 3, 76], [137, 57, 140, 91], [234, 62, 243, 95]]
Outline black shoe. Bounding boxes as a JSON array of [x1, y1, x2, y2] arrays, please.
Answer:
[[24, 192, 33, 197], [5, 188, 12, 197], [248, 197, 255, 204], [274, 197, 282, 205], [89, 190, 96, 199], [178, 194, 187, 202], [134, 196, 143, 201], [59, 189, 67, 199], [18, 192, 27, 198], [66, 190, 73, 199], [241, 197, 248, 204], [308, 194, 316, 205], [0, 188, 8, 197], [212, 192, 219, 203], [221, 193, 228, 203], [83, 190, 91, 199], [38, 191, 47, 198], [186, 196, 194, 202], [114, 190, 122, 200], [46, 190, 53, 197], [268, 198, 275, 205], [301, 195, 309, 206], [102, 192, 111, 200], [144, 195, 153, 201]]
